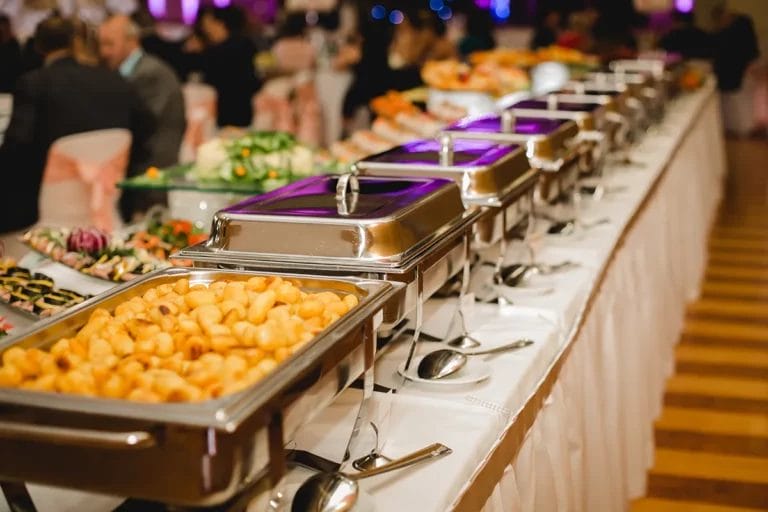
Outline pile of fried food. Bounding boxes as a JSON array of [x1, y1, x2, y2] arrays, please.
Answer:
[[421, 59, 531, 96], [0, 276, 358, 403], [469, 45, 600, 68]]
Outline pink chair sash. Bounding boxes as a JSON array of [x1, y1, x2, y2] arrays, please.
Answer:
[[42, 141, 130, 232], [253, 79, 323, 146], [183, 96, 217, 153]]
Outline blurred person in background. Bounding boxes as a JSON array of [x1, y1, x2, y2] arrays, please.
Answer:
[[72, 17, 98, 65], [390, 7, 455, 68], [590, 3, 638, 62], [659, 9, 712, 60], [710, 2, 760, 137], [554, 9, 595, 52], [0, 15, 22, 93], [0, 15, 153, 243], [710, 2, 759, 94], [189, 6, 260, 127], [458, 5, 495, 58], [99, 14, 186, 220], [389, 8, 456, 90], [340, 17, 393, 132], [271, 13, 315, 73], [530, 8, 561, 49]]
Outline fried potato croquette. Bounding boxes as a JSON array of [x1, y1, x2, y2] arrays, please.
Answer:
[[0, 277, 359, 403]]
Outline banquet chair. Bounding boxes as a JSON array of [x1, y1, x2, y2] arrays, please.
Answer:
[[180, 82, 218, 162], [39, 128, 132, 233], [252, 72, 322, 146]]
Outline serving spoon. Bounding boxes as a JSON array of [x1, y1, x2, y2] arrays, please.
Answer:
[[547, 217, 610, 236], [292, 443, 452, 512], [417, 339, 535, 380]]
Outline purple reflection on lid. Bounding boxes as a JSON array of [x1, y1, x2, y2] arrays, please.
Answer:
[[510, 99, 601, 113], [448, 115, 568, 135], [363, 138, 519, 167], [222, 174, 453, 219]]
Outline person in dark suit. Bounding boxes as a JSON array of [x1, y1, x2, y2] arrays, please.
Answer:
[[99, 14, 186, 220], [0, 15, 22, 93], [659, 10, 712, 60], [99, 14, 186, 169], [194, 6, 260, 127], [0, 15, 154, 240]]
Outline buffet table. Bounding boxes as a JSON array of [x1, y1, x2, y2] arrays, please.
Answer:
[[0, 80, 724, 512], [266, 79, 726, 511]]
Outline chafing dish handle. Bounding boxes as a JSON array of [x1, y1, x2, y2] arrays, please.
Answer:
[[336, 173, 360, 216], [0, 421, 156, 450]]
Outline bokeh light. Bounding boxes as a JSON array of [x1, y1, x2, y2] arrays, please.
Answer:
[[389, 9, 404, 24], [675, 0, 694, 13], [371, 4, 387, 20]]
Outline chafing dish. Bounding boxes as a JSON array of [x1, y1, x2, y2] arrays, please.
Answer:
[[354, 138, 538, 249], [584, 70, 665, 123], [610, 56, 683, 99], [0, 268, 396, 506], [442, 114, 580, 204], [558, 81, 647, 142], [504, 95, 619, 177], [178, 175, 480, 335]]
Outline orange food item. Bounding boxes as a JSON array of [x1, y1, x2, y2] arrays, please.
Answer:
[[145, 167, 160, 179], [370, 91, 419, 119]]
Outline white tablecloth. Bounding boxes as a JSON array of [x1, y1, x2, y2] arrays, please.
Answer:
[[0, 81, 725, 512]]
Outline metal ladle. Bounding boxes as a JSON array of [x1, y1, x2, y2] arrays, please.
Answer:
[[417, 339, 535, 380], [291, 443, 452, 512], [547, 217, 610, 236]]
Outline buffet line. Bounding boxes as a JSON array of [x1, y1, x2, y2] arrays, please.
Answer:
[[0, 53, 710, 511]]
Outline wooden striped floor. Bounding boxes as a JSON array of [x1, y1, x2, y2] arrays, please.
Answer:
[[631, 139, 768, 512]]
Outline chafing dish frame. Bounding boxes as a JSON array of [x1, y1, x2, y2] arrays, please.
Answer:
[[0, 267, 397, 506]]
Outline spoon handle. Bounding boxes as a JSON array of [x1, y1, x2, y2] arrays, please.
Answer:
[[468, 339, 535, 356], [353, 443, 452, 480]]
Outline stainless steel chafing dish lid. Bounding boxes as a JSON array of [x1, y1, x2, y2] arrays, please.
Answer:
[[503, 97, 609, 130], [354, 138, 532, 204], [585, 70, 655, 87], [180, 174, 476, 270], [610, 57, 681, 80], [442, 114, 579, 161], [0, 267, 396, 431]]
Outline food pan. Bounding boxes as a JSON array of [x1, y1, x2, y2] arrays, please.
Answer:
[[354, 137, 538, 246], [0, 267, 396, 506], [178, 175, 480, 333]]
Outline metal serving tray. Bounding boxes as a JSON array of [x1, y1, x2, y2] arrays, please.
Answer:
[[442, 114, 581, 204], [178, 175, 480, 333], [354, 138, 538, 246], [0, 267, 396, 506]]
